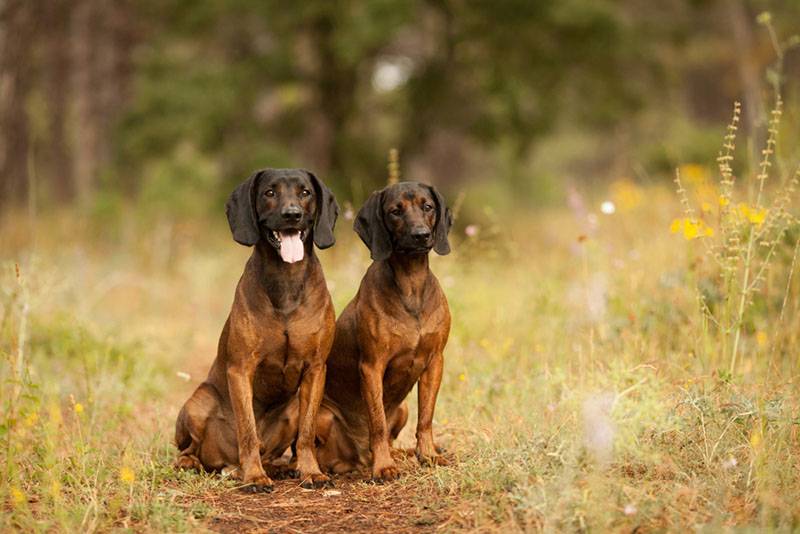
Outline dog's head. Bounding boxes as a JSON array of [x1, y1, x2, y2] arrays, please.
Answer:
[[354, 181, 452, 262], [225, 168, 338, 263]]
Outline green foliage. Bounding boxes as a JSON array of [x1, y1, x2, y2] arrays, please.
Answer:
[[114, 0, 661, 204]]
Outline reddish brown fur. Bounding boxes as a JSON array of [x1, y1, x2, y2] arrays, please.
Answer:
[[175, 169, 337, 491], [316, 182, 452, 480]]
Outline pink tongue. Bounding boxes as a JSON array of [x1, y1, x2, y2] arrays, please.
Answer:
[[279, 231, 304, 263]]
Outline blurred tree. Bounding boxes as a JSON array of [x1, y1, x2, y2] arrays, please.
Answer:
[[117, 0, 413, 201], [118, 0, 649, 200], [72, 0, 138, 203], [44, 0, 74, 202], [0, 0, 37, 209], [0, 0, 797, 213], [396, 0, 653, 195]]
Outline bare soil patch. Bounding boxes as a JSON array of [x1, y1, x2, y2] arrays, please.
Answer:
[[194, 470, 446, 534]]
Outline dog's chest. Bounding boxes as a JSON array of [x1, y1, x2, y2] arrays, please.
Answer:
[[383, 327, 438, 391], [250, 321, 323, 398]]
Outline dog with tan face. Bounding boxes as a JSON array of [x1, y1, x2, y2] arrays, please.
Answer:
[[315, 181, 452, 481], [174, 168, 338, 491]]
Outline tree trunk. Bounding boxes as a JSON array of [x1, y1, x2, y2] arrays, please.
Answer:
[[0, 0, 36, 209], [308, 8, 357, 185], [71, 0, 101, 205], [45, 0, 74, 203], [106, 0, 137, 194], [727, 0, 765, 168]]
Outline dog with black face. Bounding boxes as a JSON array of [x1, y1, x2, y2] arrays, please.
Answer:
[[175, 168, 338, 491], [315, 181, 452, 481]]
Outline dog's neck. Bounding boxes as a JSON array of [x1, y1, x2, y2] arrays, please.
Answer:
[[385, 252, 431, 314], [250, 240, 317, 313]]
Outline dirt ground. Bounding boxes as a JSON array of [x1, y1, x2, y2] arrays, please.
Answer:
[[168, 308, 453, 533], [188, 466, 448, 533]]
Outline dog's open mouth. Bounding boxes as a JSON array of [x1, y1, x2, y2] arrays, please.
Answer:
[[269, 229, 307, 263]]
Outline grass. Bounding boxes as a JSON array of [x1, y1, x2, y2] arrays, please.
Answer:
[[2, 154, 800, 531]]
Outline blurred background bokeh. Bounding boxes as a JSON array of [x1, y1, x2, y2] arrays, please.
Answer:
[[1, 0, 798, 222], [4, 3, 800, 530]]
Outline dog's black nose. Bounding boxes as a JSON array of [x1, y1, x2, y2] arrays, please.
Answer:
[[281, 205, 302, 222], [411, 227, 431, 243]]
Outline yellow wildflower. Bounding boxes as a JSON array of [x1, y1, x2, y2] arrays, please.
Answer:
[[701, 201, 712, 212], [609, 180, 643, 212], [10, 486, 25, 506], [74, 403, 84, 415], [49, 480, 61, 498], [670, 218, 714, 240], [679, 164, 709, 185], [683, 219, 700, 240], [737, 202, 748, 217], [738, 203, 767, 225], [458, 373, 466, 382], [748, 208, 767, 226], [719, 195, 730, 207], [750, 430, 762, 450], [120, 466, 136, 485], [756, 331, 768, 348], [24, 411, 38, 428], [479, 338, 491, 350]]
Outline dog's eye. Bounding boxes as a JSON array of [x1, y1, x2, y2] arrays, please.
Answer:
[[264, 189, 275, 197], [423, 203, 434, 212], [300, 189, 312, 197], [390, 208, 403, 216]]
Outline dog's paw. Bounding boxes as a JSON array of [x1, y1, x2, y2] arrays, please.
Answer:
[[300, 473, 333, 489], [416, 444, 450, 467], [416, 452, 449, 467], [175, 454, 202, 471], [267, 465, 299, 480], [241, 475, 274, 493], [371, 464, 400, 483]]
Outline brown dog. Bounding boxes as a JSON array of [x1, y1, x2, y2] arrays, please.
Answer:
[[315, 181, 452, 480], [174, 168, 338, 491]]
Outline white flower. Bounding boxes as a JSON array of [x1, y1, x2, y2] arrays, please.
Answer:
[[601, 201, 616, 215]]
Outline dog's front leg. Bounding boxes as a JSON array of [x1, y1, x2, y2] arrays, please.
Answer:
[[416, 350, 448, 466], [360, 357, 399, 481], [295, 362, 330, 488], [227, 361, 274, 492]]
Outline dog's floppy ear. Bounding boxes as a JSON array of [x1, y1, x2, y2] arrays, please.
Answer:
[[225, 170, 263, 246], [427, 184, 452, 256], [354, 189, 392, 261], [306, 170, 338, 249]]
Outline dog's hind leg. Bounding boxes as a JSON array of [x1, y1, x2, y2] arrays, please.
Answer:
[[175, 382, 221, 471], [387, 401, 409, 445], [314, 405, 360, 475], [259, 399, 300, 479], [387, 402, 415, 461]]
